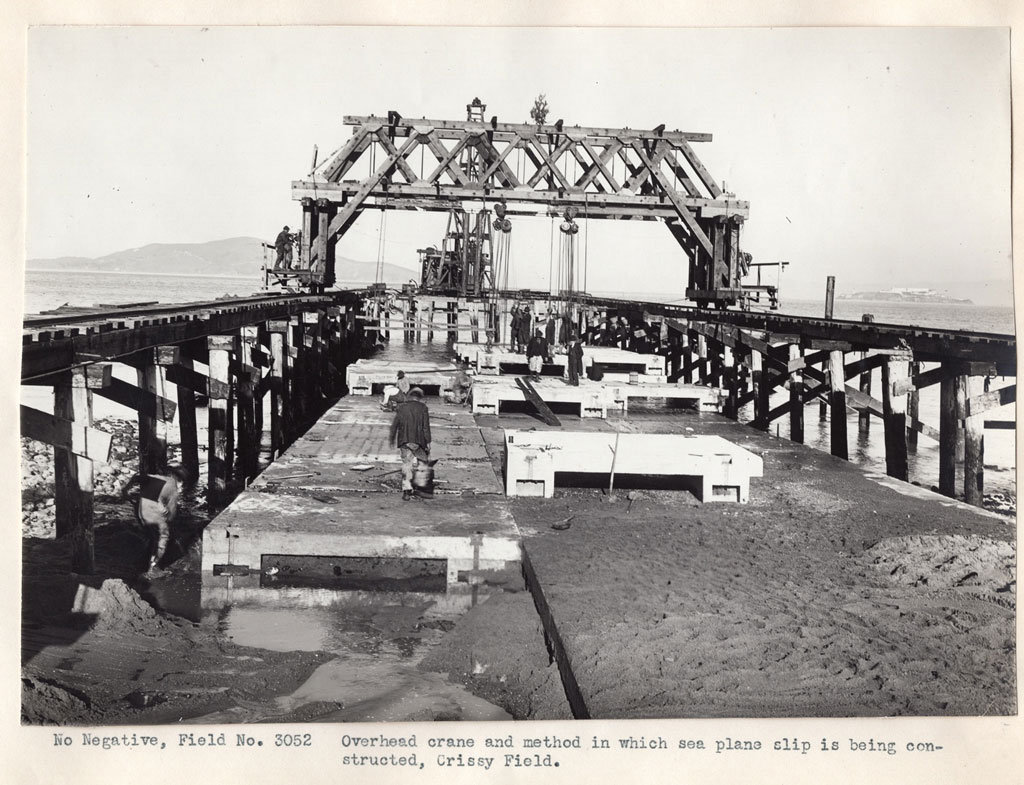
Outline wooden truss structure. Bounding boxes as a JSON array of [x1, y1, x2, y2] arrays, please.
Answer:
[[291, 111, 766, 306]]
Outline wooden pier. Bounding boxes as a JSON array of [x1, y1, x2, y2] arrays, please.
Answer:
[[19, 288, 1015, 577], [21, 292, 366, 572]]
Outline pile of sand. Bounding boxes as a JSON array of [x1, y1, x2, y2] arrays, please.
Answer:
[[70, 578, 169, 634], [865, 534, 1015, 595]]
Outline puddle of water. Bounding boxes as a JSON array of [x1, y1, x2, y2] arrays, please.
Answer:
[[180, 585, 510, 723]]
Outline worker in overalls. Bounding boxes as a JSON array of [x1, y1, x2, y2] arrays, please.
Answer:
[[389, 387, 432, 501]]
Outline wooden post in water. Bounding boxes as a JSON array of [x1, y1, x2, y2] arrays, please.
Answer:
[[235, 364, 256, 482], [954, 375, 967, 462], [676, 331, 689, 383], [907, 361, 921, 452], [881, 353, 910, 481], [938, 367, 958, 497], [751, 350, 769, 430], [963, 375, 985, 506], [289, 316, 307, 429], [255, 324, 269, 455], [722, 346, 737, 420], [237, 326, 261, 479], [176, 359, 199, 482], [696, 334, 709, 385], [53, 368, 95, 573], [267, 319, 290, 458], [137, 351, 168, 473], [820, 276, 836, 422], [828, 349, 848, 460], [207, 334, 236, 506], [788, 343, 804, 443], [858, 314, 874, 432], [684, 329, 697, 384]]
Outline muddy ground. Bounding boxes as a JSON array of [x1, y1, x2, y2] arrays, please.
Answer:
[[21, 503, 333, 725]]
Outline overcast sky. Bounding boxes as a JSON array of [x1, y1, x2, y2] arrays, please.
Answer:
[[27, 26, 1011, 302]]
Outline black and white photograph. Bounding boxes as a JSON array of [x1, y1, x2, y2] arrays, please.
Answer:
[[4, 13, 1019, 784]]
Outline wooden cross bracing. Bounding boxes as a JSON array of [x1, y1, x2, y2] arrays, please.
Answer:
[[292, 112, 754, 305]]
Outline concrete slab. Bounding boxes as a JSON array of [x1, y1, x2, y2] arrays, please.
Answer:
[[346, 358, 460, 395], [472, 377, 608, 418], [454, 343, 666, 376], [605, 382, 723, 413], [203, 489, 520, 584], [504, 430, 763, 501]]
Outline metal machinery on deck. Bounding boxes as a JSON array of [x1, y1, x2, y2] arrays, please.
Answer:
[[280, 100, 778, 308]]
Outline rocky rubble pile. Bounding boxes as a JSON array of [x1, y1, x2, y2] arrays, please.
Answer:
[[21, 418, 140, 538]]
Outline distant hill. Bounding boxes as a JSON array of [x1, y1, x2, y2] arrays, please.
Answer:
[[26, 237, 419, 284]]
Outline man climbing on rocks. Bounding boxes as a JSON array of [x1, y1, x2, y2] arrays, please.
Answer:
[[388, 387, 432, 501]]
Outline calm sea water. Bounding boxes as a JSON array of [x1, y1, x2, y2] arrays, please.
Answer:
[[22, 271, 1016, 501], [23, 269, 265, 315]]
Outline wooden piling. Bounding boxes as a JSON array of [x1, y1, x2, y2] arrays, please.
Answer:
[[684, 329, 697, 384], [53, 368, 95, 573], [938, 369, 957, 497], [907, 361, 921, 451], [267, 320, 290, 458], [819, 277, 836, 422], [163, 343, 200, 483], [254, 324, 268, 457], [696, 334, 708, 384], [207, 334, 236, 505], [881, 354, 909, 481], [136, 353, 168, 473], [954, 375, 967, 462], [750, 350, 769, 430], [963, 375, 985, 506], [236, 366, 257, 481], [828, 349, 848, 459], [722, 346, 738, 419], [788, 343, 804, 443], [290, 316, 307, 428], [858, 315, 875, 432]]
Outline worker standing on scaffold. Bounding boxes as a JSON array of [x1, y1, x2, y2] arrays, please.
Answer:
[[274, 225, 294, 270]]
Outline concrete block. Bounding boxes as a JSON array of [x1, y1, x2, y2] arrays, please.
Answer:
[[504, 430, 762, 502]]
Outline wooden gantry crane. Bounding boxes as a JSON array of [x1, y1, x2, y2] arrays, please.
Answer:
[[286, 103, 774, 308]]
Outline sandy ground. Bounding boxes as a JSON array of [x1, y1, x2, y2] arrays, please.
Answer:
[[457, 409, 1016, 718], [418, 592, 573, 720]]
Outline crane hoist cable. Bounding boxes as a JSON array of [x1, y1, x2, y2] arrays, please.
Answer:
[[375, 195, 389, 286]]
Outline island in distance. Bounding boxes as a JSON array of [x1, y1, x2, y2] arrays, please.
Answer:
[[838, 287, 972, 305]]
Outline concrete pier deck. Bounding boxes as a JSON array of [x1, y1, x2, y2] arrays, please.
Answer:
[[202, 396, 521, 598]]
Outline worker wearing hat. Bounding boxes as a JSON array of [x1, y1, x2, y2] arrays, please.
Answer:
[[274, 225, 294, 270]]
